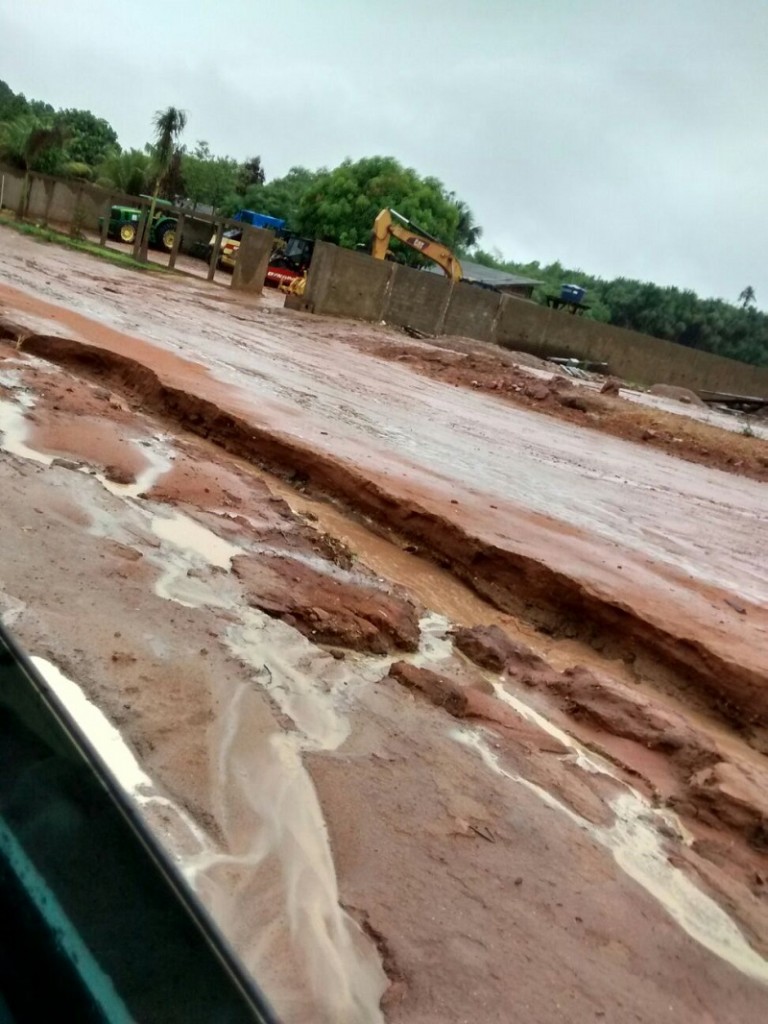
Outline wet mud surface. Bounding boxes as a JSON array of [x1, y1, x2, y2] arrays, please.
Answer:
[[1, 230, 768, 1021]]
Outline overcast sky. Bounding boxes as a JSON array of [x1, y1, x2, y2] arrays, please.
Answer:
[[1, 0, 766, 305]]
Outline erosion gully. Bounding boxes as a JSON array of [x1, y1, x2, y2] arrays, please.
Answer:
[[1, 232, 767, 1022]]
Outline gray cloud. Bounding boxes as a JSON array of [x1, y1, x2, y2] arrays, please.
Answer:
[[1, 0, 766, 305]]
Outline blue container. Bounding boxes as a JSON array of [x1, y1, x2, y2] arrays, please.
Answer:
[[560, 283, 586, 303], [233, 209, 286, 231]]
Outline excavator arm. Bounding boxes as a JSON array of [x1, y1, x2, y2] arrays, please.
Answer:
[[371, 208, 462, 282]]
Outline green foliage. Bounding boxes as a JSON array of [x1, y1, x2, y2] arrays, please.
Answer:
[[151, 107, 187, 170], [61, 161, 94, 181], [96, 148, 152, 195], [182, 140, 241, 212], [236, 155, 265, 194], [0, 80, 118, 179], [232, 165, 323, 227], [0, 80, 29, 122], [0, 116, 68, 174], [292, 156, 469, 256], [57, 108, 118, 168]]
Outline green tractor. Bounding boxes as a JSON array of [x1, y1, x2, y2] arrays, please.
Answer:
[[99, 198, 177, 252]]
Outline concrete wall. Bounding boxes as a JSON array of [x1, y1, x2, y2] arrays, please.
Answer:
[[0, 163, 220, 259], [295, 241, 768, 397], [0, 167, 23, 211], [1, 164, 108, 229], [494, 295, 768, 395], [385, 263, 453, 335], [231, 226, 274, 293], [443, 282, 502, 343], [302, 242, 395, 320]]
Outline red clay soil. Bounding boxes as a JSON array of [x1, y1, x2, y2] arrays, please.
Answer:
[[362, 340, 768, 483], [2, 324, 768, 747], [233, 552, 421, 654], [3, 307, 768, 1022], [454, 624, 768, 872]]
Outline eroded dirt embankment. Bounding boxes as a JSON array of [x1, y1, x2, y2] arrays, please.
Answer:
[[2, 321, 767, 745], [3, 333, 768, 1022]]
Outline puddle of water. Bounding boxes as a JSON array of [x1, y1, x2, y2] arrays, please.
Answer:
[[152, 510, 240, 569], [0, 397, 53, 466], [97, 436, 174, 499], [452, 725, 768, 985]]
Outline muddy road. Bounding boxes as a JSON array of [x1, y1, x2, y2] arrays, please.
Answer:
[[1, 229, 767, 1022]]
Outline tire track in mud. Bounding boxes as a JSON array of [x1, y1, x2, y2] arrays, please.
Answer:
[[4, 323, 768, 742]]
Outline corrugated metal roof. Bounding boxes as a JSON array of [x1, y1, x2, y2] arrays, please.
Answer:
[[428, 260, 543, 288]]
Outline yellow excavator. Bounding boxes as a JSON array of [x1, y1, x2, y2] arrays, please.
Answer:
[[371, 208, 463, 282]]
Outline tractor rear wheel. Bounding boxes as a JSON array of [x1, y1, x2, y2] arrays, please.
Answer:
[[157, 222, 176, 253]]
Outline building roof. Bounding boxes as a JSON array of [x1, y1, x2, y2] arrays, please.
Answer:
[[428, 260, 543, 289]]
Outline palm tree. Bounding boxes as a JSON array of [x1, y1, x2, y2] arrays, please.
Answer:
[[139, 106, 187, 258], [453, 199, 482, 250], [96, 148, 152, 196], [738, 285, 756, 309], [0, 117, 68, 217]]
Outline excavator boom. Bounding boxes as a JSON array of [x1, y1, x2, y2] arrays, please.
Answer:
[[372, 208, 462, 282]]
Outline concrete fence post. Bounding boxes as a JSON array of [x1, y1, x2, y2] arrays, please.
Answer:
[[168, 212, 185, 269], [208, 220, 225, 281], [434, 280, 454, 336], [99, 197, 112, 247], [231, 226, 275, 293], [133, 205, 149, 261]]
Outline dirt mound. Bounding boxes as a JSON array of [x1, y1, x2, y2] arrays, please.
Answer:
[[233, 553, 420, 654], [649, 383, 707, 406], [600, 377, 622, 396]]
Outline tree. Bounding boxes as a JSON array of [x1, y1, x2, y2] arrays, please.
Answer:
[[236, 155, 265, 194], [0, 79, 28, 123], [738, 285, 756, 309], [230, 165, 323, 226], [57, 108, 119, 168], [182, 140, 241, 213], [140, 105, 187, 258], [293, 156, 472, 260], [0, 116, 69, 216], [149, 105, 187, 193], [96, 148, 152, 195], [451, 197, 482, 250]]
